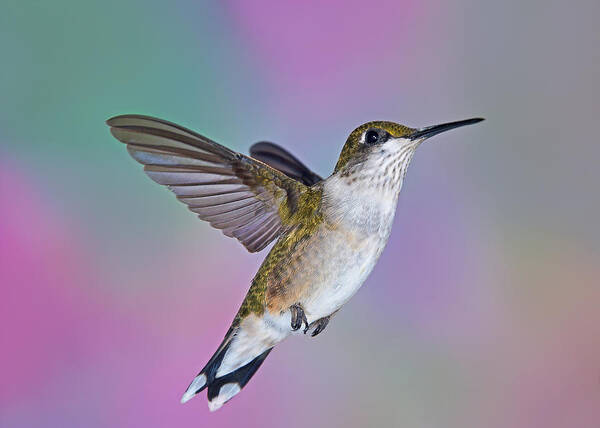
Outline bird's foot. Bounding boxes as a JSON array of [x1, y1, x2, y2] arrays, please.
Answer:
[[305, 316, 330, 337], [290, 303, 308, 332]]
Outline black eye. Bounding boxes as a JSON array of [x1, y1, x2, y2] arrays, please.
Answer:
[[365, 130, 379, 145]]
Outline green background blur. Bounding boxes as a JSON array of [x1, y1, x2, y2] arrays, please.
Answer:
[[2, 0, 599, 427]]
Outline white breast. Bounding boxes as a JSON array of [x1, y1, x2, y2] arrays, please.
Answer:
[[298, 139, 417, 323], [300, 175, 400, 322]]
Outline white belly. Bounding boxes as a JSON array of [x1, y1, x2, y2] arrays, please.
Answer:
[[302, 231, 385, 321], [300, 174, 401, 322]]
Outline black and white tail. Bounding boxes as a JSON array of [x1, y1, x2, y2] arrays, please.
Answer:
[[180, 327, 272, 411]]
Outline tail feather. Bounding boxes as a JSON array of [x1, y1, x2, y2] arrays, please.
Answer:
[[207, 348, 271, 411], [180, 328, 234, 404], [180, 326, 272, 411]]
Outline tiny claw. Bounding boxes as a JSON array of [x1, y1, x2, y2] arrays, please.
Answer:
[[290, 304, 308, 331], [309, 316, 330, 337]]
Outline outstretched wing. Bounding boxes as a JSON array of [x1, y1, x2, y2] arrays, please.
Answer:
[[249, 142, 322, 186], [107, 115, 307, 252]]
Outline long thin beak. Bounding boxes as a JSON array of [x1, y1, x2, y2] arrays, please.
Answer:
[[409, 117, 484, 140]]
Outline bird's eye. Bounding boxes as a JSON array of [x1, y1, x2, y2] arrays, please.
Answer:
[[365, 130, 380, 145]]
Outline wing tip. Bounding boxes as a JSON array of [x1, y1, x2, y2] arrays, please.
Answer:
[[106, 114, 127, 127], [108, 126, 127, 143], [106, 114, 154, 127]]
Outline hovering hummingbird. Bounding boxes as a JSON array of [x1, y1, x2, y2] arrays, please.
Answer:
[[107, 114, 483, 411]]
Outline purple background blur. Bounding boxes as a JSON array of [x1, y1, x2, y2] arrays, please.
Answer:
[[2, 1, 600, 426]]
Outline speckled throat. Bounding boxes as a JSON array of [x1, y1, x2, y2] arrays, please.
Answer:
[[335, 139, 420, 194]]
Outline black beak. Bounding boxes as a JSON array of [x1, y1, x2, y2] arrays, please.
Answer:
[[409, 117, 484, 141]]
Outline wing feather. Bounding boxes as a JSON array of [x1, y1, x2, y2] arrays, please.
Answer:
[[249, 142, 322, 186], [107, 114, 308, 252]]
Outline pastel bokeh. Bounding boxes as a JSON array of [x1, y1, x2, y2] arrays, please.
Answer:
[[2, 0, 600, 427]]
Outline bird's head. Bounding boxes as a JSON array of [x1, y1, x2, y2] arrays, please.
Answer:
[[333, 118, 484, 187]]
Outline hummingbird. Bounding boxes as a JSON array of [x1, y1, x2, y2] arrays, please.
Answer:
[[106, 114, 483, 411]]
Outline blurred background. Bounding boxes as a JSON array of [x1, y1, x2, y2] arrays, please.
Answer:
[[2, 0, 599, 426]]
